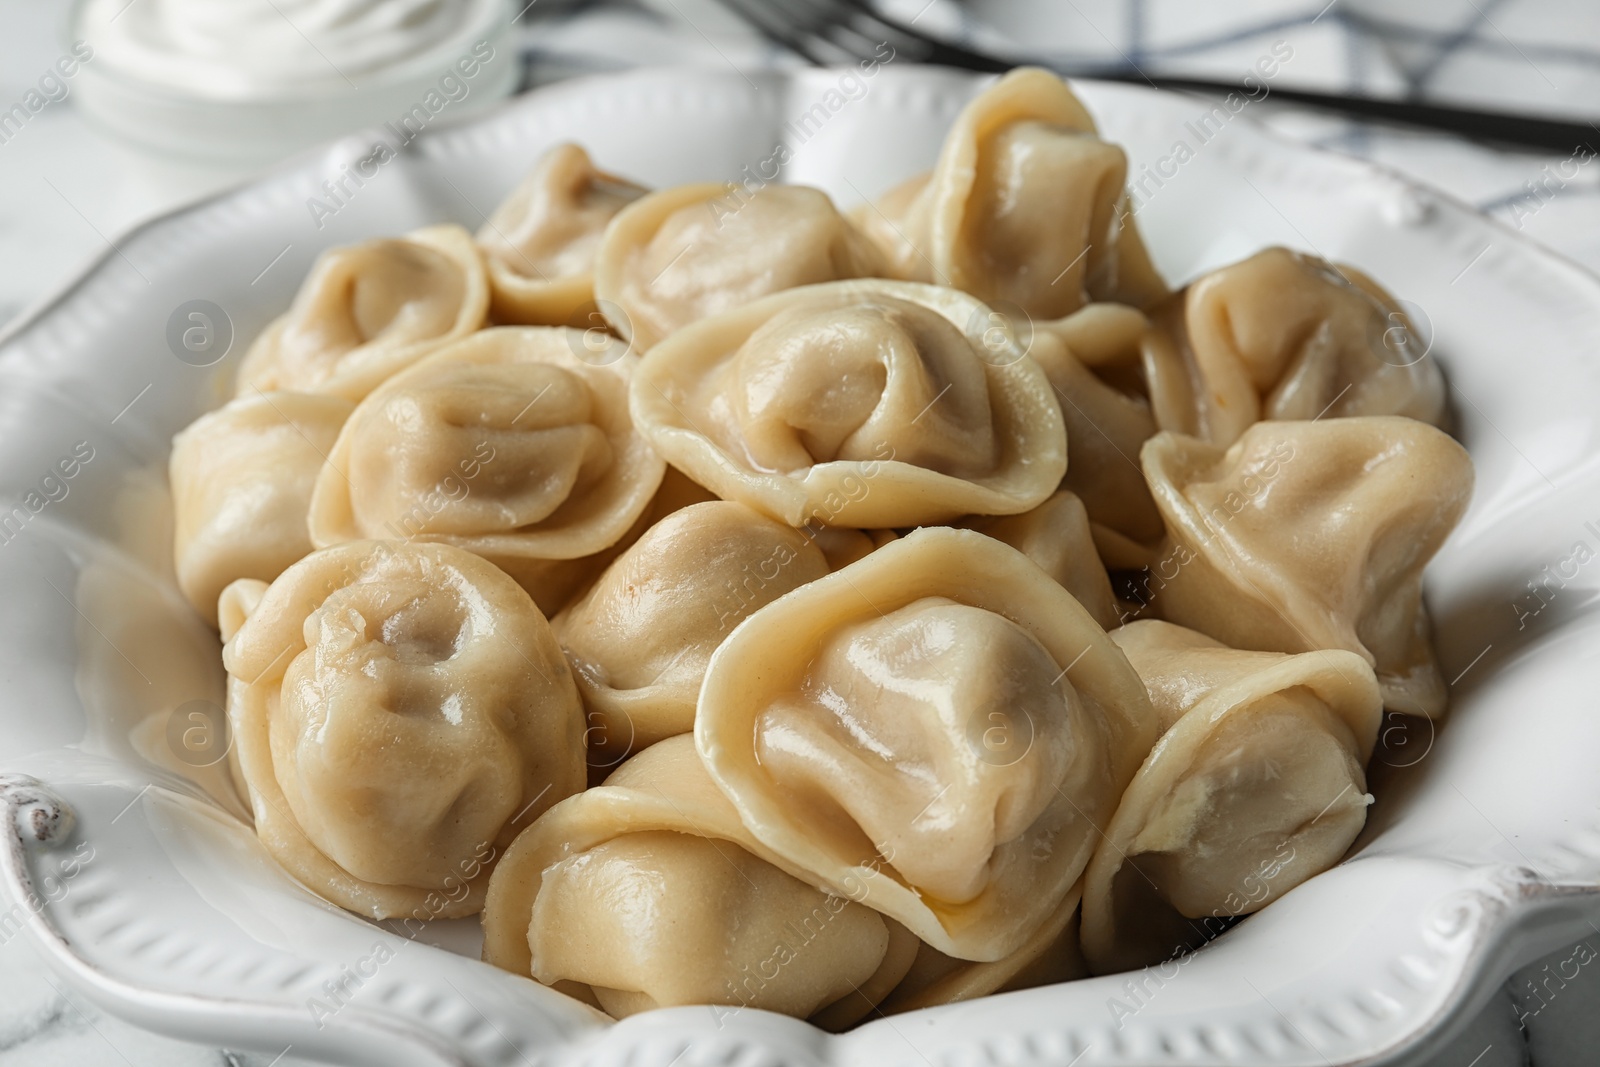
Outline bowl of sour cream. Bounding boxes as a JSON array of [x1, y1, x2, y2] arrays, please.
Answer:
[[71, 0, 519, 162]]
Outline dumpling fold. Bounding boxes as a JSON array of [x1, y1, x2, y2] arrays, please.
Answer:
[[237, 225, 488, 401], [630, 279, 1067, 528], [481, 735, 918, 1027], [1141, 417, 1472, 716], [221, 540, 586, 919], [1081, 620, 1381, 974], [696, 527, 1155, 961]]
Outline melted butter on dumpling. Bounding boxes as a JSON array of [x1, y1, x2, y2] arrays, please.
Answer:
[[478, 143, 647, 326], [308, 326, 665, 615], [236, 225, 488, 401], [222, 540, 585, 919], [595, 183, 887, 350], [696, 527, 1155, 961], [632, 279, 1065, 528]]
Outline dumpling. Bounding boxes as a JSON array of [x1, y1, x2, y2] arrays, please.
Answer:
[[552, 501, 830, 763], [1081, 620, 1381, 974], [221, 540, 585, 919], [1027, 303, 1164, 566], [481, 735, 918, 1026], [236, 225, 489, 401], [307, 326, 666, 615], [170, 391, 351, 625], [477, 143, 647, 326], [850, 67, 1168, 317], [810, 526, 899, 572], [1141, 417, 1473, 716], [1140, 247, 1447, 445], [879, 881, 1086, 1014], [961, 490, 1120, 630], [695, 527, 1155, 960], [630, 279, 1066, 528], [593, 182, 887, 350]]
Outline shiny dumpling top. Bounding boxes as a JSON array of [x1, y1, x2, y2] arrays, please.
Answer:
[[307, 326, 666, 614], [1140, 416, 1473, 716], [629, 279, 1066, 528], [236, 225, 488, 402], [1140, 247, 1448, 445], [695, 527, 1155, 961], [852, 67, 1168, 316], [220, 540, 586, 920], [594, 181, 887, 351], [476, 143, 648, 326]]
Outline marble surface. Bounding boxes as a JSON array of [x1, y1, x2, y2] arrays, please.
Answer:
[[1, 0, 1598, 1064]]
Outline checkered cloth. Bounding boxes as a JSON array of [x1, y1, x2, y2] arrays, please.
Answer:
[[514, 0, 1600, 272]]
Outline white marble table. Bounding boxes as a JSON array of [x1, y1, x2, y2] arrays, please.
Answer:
[[1, 1, 1597, 1063]]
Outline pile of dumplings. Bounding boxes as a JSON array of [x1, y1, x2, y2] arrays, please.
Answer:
[[172, 68, 1473, 1025]]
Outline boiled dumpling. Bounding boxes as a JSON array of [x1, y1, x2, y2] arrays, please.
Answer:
[[1142, 417, 1473, 716], [1081, 620, 1381, 973], [878, 881, 1086, 1013], [170, 391, 351, 625], [477, 144, 647, 326], [696, 527, 1155, 960], [236, 225, 488, 401], [552, 500, 830, 763], [851, 67, 1168, 317], [961, 490, 1120, 630], [221, 540, 585, 919], [593, 182, 887, 350], [630, 279, 1066, 527], [810, 526, 899, 571], [1026, 303, 1164, 566], [307, 326, 666, 615], [481, 735, 918, 1026], [1140, 247, 1447, 445]]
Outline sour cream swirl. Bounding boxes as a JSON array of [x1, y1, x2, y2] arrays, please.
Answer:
[[79, 0, 506, 99]]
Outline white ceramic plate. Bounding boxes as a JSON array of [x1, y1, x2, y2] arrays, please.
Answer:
[[2, 65, 1600, 1067]]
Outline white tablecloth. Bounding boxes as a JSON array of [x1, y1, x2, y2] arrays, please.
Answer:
[[0, 1, 1596, 1064]]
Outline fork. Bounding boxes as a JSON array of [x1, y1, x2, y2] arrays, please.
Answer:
[[711, 0, 1600, 153]]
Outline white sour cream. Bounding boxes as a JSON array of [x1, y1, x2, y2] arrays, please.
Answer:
[[79, 0, 509, 99]]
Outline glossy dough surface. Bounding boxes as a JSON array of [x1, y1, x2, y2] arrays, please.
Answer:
[[696, 527, 1154, 960], [482, 736, 915, 1025], [552, 500, 830, 762], [1082, 620, 1381, 973], [307, 326, 665, 614], [1142, 247, 1448, 445], [1142, 417, 1473, 716], [167, 61, 1485, 1021], [221, 540, 585, 919], [170, 391, 352, 625], [961, 490, 1119, 630], [595, 182, 886, 350], [236, 225, 488, 401], [853, 67, 1168, 316], [630, 279, 1066, 527], [477, 143, 647, 326]]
